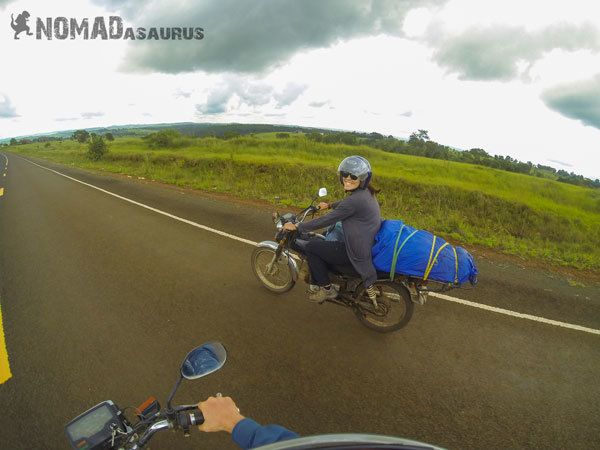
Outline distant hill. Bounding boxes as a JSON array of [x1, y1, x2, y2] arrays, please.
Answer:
[[0, 122, 334, 143], [2, 121, 597, 188]]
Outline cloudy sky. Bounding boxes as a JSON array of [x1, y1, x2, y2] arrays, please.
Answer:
[[1, 0, 599, 179]]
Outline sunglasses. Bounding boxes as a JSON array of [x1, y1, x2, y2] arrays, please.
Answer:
[[340, 171, 359, 180]]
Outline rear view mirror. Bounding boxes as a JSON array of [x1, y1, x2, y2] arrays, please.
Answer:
[[180, 342, 227, 380], [318, 187, 327, 197]]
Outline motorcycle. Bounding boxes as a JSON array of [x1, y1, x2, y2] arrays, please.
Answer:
[[64, 342, 227, 450], [65, 341, 444, 450], [251, 188, 430, 333]]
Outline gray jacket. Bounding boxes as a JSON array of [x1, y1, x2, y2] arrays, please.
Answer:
[[297, 188, 381, 286]]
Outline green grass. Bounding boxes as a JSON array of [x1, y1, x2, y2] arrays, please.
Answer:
[[8, 134, 600, 271]]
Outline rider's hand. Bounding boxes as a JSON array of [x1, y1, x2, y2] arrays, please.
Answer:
[[197, 396, 245, 433], [282, 222, 297, 232], [317, 202, 330, 210]]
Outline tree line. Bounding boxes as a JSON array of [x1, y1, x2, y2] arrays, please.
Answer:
[[4, 124, 598, 189], [307, 129, 600, 189]]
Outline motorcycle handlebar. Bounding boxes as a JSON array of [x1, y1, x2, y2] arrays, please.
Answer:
[[181, 409, 205, 426], [133, 408, 204, 449], [192, 410, 205, 425], [175, 404, 200, 412], [134, 420, 171, 448], [298, 205, 319, 222]]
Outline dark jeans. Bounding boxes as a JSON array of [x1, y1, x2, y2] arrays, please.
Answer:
[[303, 239, 358, 286]]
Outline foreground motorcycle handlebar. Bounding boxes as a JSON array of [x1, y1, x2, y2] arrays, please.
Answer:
[[65, 342, 226, 450], [133, 407, 205, 448], [131, 409, 203, 449]]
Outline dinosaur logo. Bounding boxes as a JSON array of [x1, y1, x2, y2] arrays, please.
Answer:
[[10, 11, 34, 39], [7, 12, 204, 41]]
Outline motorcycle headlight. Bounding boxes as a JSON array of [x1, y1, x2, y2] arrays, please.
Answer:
[[276, 219, 283, 231]]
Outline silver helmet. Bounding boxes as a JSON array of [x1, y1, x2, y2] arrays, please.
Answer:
[[338, 155, 372, 189]]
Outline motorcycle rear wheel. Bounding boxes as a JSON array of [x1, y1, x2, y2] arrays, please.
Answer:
[[251, 247, 295, 293], [354, 281, 414, 332]]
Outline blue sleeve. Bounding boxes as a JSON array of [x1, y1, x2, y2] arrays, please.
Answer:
[[232, 418, 299, 449]]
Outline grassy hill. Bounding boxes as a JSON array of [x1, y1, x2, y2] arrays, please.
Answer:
[[6, 133, 600, 272], [0, 122, 329, 143]]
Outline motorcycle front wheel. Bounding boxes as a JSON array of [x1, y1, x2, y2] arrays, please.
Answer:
[[354, 281, 414, 332], [251, 247, 296, 293]]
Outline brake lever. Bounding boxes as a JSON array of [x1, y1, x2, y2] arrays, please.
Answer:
[[174, 404, 198, 412]]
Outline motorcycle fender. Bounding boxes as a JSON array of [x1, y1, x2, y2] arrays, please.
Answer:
[[255, 240, 300, 281]]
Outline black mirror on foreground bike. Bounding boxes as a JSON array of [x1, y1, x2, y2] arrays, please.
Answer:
[[180, 341, 227, 380], [318, 187, 327, 197], [165, 342, 227, 412]]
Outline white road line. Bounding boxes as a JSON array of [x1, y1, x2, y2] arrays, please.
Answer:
[[429, 292, 600, 335], [15, 154, 600, 337], [17, 155, 257, 246]]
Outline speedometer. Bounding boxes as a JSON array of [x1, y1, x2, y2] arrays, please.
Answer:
[[65, 401, 126, 450]]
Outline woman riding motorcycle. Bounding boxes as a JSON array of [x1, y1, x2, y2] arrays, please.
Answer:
[[283, 155, 381, 303]]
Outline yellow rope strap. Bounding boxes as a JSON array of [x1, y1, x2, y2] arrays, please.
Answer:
[[423, 239, 450, 281], [390, 227, 458, 283], [423, 236, 437, 280], [390, 228, 418, 281], [453, 246, 459, 285], [389, 225, 404, 281]]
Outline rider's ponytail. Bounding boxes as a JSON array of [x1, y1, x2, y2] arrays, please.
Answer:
[[367, 184, 380, 196]]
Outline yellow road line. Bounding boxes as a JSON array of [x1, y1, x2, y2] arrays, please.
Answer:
[[0, 188, 3, 196], [0, 304, 12, 384]]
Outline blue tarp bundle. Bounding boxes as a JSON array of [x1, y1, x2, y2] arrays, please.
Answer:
[[372, 220, 478, 285]]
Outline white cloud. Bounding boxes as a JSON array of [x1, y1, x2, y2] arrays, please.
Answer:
[[195, 77, 306, 115], [427, 23, 599, 81], [0, 93, 18, 118], [0, 0, 599, 179], [428, 0, 600, 32], [403, 7, 435, 38], [542, 75, 600, 129], [89, 0, 447, 74], [81, 111, 105, 119]]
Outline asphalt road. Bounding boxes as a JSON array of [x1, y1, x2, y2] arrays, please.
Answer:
[[0, 152, 599, 450]]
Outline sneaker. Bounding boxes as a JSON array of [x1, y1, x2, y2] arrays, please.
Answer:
[[308, 285, 339, 303], [307, 284, 320, 293]]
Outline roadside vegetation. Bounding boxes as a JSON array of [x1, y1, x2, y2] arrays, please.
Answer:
[[6, 131, 600, 271]]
